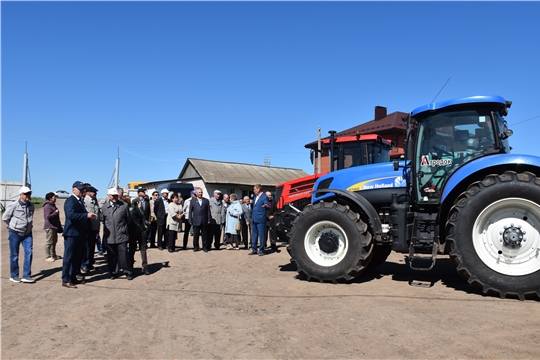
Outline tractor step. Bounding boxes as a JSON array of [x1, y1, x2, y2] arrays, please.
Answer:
[[408, 239, 438, 271]]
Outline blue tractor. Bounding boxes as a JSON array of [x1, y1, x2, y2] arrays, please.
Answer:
[[287, 95, 540, 300]]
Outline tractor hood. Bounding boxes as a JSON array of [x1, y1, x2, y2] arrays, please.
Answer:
[[313, 161, 408, 200]]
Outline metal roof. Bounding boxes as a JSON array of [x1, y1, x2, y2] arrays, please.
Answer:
[[179, 158, 309, 187]]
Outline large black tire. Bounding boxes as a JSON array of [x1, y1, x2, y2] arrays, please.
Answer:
[[446, 171, 540, 300], [287, 201, 373, 283]]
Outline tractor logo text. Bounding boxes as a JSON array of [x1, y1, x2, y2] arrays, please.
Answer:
[[421, 155, 452, 167]]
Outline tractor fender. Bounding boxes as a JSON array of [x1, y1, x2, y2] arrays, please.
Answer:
[[311, 188, 383, 237], [442, 154, 540, 202]]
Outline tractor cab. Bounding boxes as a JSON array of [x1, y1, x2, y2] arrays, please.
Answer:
[[409, 96, 513, 205]]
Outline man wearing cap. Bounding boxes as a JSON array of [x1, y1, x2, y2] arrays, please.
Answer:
[[102, 187, 133, 280], [209, 190, 224, 250], [182, 190, 196, 250], [82, 186, 101, 272], [62, 181, 97, 288], [154, 189, 170, 250], [189, 187, 211, 252], [2, 186, 35, 283]]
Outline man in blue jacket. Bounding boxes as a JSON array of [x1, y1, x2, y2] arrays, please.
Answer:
[[250, 184, 269, 256], [61, 181, 96, 288]]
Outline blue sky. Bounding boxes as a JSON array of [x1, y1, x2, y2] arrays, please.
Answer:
[[2, 1, 540, 198]]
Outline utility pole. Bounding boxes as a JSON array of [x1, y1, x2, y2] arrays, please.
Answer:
[[317, 127, 321, 174], [22, 142, 30, 187]]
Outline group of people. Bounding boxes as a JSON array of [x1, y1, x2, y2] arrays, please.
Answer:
[[145, 184, 278, 255], [3, 182, 279, 288]]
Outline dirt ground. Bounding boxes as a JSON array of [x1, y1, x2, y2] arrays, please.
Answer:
[[2, 200, 540, 359]]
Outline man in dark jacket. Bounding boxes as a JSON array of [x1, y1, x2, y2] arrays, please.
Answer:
[[240, 196, 252, 249], [189, 187, 211, 252], [102, 187, 132, 280], [43, 192, 62, 262], [153, 189, 169, 250], [62, 181, 97, 288]]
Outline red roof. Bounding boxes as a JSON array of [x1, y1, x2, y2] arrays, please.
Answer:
[[305, 111, 408, 148], [336, 111, 408, 137]]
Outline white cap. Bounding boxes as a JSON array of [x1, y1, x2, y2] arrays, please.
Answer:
[[214, 190, 221, 194], [107, 187, 119, 195], [19, 186, 32, 194], [160, 189, 169, 194]]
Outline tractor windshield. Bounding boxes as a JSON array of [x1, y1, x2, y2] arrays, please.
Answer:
[[338, 142, 391, 169], [413, 108, 496, 204]]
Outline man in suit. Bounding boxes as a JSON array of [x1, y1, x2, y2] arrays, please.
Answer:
[[265, 191, 279, 252], [250, 184, 269, 256], [62, 181, 97, 289], [147, 190, 159, 248], [182, 190, 196, 250], [189, 187, 211, 252], [153, 189, 169, 250], [132, 188, 150, 274], [240, 196, 252, 249]]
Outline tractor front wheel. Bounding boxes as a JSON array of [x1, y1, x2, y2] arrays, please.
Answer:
[[287, 201, 372, 282]]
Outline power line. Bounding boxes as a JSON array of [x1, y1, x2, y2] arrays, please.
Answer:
[[509, 115, 540, 126]]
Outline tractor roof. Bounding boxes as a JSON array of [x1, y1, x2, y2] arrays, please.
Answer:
[[412, 95, 507, 117]]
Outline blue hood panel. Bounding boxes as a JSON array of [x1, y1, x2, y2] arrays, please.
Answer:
[[313, 162, 407, 202]]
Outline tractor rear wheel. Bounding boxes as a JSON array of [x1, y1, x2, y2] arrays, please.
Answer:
[[446, 171, 540, 300], [287, 201, 372, 282]]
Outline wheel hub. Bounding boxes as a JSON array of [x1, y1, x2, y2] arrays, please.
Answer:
[[501, 224, 525, 248], [318, 232, 339, 254]]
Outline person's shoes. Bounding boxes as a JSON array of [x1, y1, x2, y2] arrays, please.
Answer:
[[62, 282, 77, 289], [46, 257, 55, 262], [235, 246, 241, 250], [53, 255, 63, 260], [182, 247, 187, 250], [80, 267, 88, 274], [126, 274, 133, 281], [226, 244, 233, 250], [10, 276, 21, 283], [73, 279, 86, 285], [193, 248, 200, 252], [143, 268, 150, 276], [168, 249, 174, 253], [21, 276, 36, 283], [248, 251, 257, 255], [75, 274, 85, 282], [258, 251, 265, 256], [158, 246, 163, 251], [203, 249, 208, 253]]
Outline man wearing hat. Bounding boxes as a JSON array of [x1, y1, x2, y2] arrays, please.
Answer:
[[153, 188, 170, 250], [82, 186, 101, 272], [181, 190, 196, 250], [62, 181, 97, 288], [209, 190, 224, 250], [2, 186, 35, 283], [101, 187, 132, 280]]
